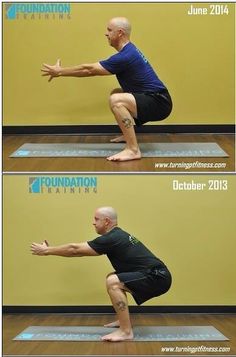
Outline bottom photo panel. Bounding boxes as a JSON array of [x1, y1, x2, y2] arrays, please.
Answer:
[[3, 174, 236, 356]]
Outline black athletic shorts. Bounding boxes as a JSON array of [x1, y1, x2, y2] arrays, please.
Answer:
[[132, 89, 173, 127], [117, 265, 172, 305]]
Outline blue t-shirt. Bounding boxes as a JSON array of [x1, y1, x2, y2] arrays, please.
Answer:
[[100, 42, 166, 93]]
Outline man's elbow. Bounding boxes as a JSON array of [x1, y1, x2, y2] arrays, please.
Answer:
[[69, 244, 83, 257], [87, 67, 103, 76], [88, 64, 110, 76], [81, 65, 98, 77], [84, 68, 96, 77]]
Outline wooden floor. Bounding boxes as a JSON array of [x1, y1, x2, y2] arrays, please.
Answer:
[[3, 134, 235, 172], [3, 313, 236, 356]]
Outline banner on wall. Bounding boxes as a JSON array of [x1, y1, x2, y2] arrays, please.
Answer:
[[5, 3, 71, 20], [29, 176, 98, 194]]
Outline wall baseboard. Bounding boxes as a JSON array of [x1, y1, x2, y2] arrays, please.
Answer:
[[3, 124, 235, 135], [3, 305, 236, 314]]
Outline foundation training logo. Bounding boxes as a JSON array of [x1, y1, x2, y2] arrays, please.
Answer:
[[5, 3, 71, 20], [29, 176, 97, 194]]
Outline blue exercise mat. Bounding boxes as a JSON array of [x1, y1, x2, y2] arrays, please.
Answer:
[[10, 142, 228, 158], [13, 325, 229, 341]]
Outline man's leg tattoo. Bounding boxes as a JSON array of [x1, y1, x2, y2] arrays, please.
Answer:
[[122, 118, 132, 129], [116, 301, 127, 311]]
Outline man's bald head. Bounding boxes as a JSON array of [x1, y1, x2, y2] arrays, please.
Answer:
[[96, 206, 118, 224], [93, 207, 118, 234], [105, 17, 131, 51], [109, 17, 131, 37]]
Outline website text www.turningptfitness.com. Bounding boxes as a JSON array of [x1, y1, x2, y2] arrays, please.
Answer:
[[154, 161, 227, 170], [161, 345, 230, 354]]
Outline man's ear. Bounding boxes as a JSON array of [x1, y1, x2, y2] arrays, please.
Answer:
[[118, 29, 124, 37], [105, 217, 110, 226]]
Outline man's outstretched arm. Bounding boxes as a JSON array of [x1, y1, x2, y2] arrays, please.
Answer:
[[30, 240, 99, 257], [41, 59, 110, 82]]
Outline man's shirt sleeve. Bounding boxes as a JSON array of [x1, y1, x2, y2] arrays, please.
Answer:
[[87, 234, 114, 255], [100, 52, 128, 75]]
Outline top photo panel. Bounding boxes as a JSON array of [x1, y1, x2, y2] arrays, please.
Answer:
[[3, 2, 235, 173]]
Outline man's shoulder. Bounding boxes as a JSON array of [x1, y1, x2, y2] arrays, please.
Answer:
[[105, 226, 123, 235], [104, 227, 128, 239], [121, 42, 136, 55]]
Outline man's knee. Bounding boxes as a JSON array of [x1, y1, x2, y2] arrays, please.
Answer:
[[109, 93, 124, 111], [106, 274, 132, 294], [106, 274, 121, 292], [109, 93, 137, 118]]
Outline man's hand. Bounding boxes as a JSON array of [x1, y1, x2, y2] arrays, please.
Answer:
[[31, 240, 49, 256], [41, 59, 61, 82]]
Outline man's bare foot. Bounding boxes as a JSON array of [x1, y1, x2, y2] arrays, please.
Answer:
[[101, 328, 134, 342], [110, 135, 126, 143], [107, 148, 141, 162], [104, 320, 120, 328]]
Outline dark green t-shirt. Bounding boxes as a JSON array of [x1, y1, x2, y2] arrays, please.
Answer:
[[87, 227, 165, 273]]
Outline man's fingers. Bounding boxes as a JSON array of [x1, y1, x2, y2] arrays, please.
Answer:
[[30, 245, 37, 254], [40, 241, 48, 245], [41, 62, 58, 82], [42, 62, 59, 70], [41, 72, 53, 82], [30, 244, 41, 255], [41, 69, 50, 73], [42, 63, 52, 70]]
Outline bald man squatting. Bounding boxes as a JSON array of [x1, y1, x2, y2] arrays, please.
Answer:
[[31, 206, 172, 342], [41, 17, 173, 162]]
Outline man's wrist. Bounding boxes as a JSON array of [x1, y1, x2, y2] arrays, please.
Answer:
[[44, 247, 51, 255], [57, 67, 63, 77]]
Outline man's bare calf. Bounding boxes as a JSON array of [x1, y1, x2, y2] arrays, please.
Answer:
[[102, 274, 134, 341], [107, 93, 141, 162]]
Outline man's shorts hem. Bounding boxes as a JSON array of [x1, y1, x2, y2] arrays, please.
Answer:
[[132, 90, 173, 127], [117, 266, 172, 306]]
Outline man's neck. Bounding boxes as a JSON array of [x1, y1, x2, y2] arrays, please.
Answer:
[[105, 224, 118, 233], [116, 40, 130, 52]]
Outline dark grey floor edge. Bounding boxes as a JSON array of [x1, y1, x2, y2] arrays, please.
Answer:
[[3, 124, 235, 135], [3, 305, 236, 314]]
